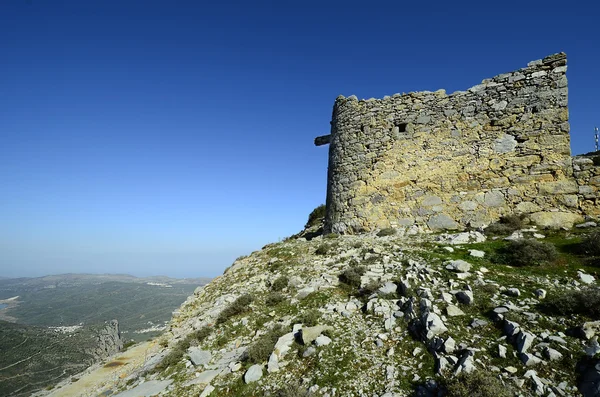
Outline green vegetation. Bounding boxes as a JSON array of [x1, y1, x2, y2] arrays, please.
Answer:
[[0, 320, 104, 396], [244, 324, 287, 364], [216, 294, 254, 324], [305, 204, 326, 228], [494, 238, 558, 267], [442, 371, 516, 397], [315, 243, 331, 255], [294, 309, 321, 327], [265, 292, 286, 307], [581, 230, 600, 255], [541, 287, 600, 319], [339, 266, 366, 289], [0, 277, 201, 343], [484, 214, 524, 236], [270, 276, 289, 292], [376, 227, 396, 237], [152, 326, 212, 373]]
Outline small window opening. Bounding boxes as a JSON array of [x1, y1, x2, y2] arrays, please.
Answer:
[[395, 122, 407, 132]]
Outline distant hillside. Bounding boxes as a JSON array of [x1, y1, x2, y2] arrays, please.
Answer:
[[0, 274, 211, 342], [0, 319, 121, 397]]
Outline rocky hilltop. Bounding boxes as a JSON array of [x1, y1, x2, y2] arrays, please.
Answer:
[[67, 213, 600, 397]]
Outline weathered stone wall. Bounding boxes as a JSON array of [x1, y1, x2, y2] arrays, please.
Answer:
[[323, 53, 599, 233]]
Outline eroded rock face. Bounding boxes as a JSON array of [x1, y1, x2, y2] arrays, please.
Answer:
[[321, 53, 599, 234], [88, 319, 124, 359]]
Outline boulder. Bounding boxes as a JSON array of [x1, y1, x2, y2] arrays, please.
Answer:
[[529, 211, 584, 229], [244, 364, 263, 383]]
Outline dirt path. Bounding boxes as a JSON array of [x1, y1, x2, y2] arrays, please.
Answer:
[[46, 341, 159, 397]]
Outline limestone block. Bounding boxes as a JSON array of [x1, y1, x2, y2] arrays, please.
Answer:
[[538, 180, 578, 195], [427, 214, 460, 231], [529, 212, 583, 229]]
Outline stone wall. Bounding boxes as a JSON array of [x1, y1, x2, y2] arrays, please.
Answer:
[[321, 53, 600, 234]]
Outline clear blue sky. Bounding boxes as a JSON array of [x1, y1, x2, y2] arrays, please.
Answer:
[[1, 1, 598, 278]]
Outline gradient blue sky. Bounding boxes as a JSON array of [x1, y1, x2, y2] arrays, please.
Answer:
[[1, 1, 599, 278]]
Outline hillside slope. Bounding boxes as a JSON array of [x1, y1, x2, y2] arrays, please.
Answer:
[[53, 223, 600, 397]]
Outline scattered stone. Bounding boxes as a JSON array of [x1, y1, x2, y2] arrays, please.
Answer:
[[421, 311, 448, 339], [585, 338, 600, 357], [506, 288, 521, 297], [470, 318, 488, 328], [303, 346, 316, 357], [469, 249, 485, 258], [244, 364, 263, 383], [534, 289, 547, 299], [498, 344, 507, 358], [199, 385, 215, 397], [516, 331, 536, 353], [379, 282, 398, 294], [579, 271, 595, 284], [455, 290, 474, 305], [446, 305, 465, 317], [188, 348, 212, 366], [445, 260, 472, 273], [315, 335, 332, 346], [544, 347, 563, 361], [576, 221, 598, 228], [301, 325, 332, 345], [521, 353, 543, 366], [504, 366, 518, 374], [113, 380, 174, 397]]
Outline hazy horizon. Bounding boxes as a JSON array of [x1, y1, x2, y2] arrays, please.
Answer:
[[2, 1, 599, 279]]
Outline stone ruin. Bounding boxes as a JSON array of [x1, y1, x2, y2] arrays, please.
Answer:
[[316, 53, 600, 234]]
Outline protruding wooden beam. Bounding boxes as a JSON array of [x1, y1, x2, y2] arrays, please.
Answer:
[[314, 135, 331, 146]]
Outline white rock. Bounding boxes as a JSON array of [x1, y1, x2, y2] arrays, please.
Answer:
[[200, 385, 215, 397], [445, 260, 472, 273], [244, 364, 263, 383], [534, 289, 547, 299], [578, 271, 595, 284], [469, 249, 485, 258], [315, 335, 332, 346], [499, 344, 507, 358], [446, 305, 465, 317]]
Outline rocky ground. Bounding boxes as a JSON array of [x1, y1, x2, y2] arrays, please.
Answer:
[[49, 220, 600, 397]]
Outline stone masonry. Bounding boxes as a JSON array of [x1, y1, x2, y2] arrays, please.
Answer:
[[316, 53, 600, 234]]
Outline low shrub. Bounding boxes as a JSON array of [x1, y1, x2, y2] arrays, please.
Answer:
[[216, 294, 254, 324], [377, 227, 396, 237], [315, 244, 330, 255], [265, 292, 286, 307], [443, 371, 515, 397], [484, 214, 524, 236], [361, 279, 383, 296], [295, 309, 321, 327], [495, 238, 558, 267], [581, 230, 600, 256], [271, 276, 289, 292], [541, 287, 600, 319], [593, 156, 600, 166], [245, 324, 287, 364], [339, 266, 366, 288], [305, 204, 326, 228]]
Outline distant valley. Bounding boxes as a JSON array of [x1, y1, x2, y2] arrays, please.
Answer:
[[0, 273, 210, 396]]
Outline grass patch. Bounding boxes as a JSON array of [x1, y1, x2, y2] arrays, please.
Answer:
[[294, 309, 321, 327]]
